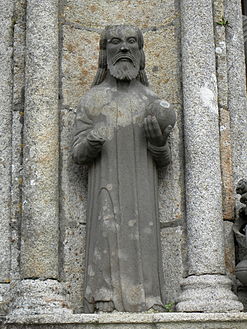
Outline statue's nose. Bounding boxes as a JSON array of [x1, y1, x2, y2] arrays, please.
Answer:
[[120, 42, 129, 52]]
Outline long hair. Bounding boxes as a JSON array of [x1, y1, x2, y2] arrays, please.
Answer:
[[92, 25, 149, 87]]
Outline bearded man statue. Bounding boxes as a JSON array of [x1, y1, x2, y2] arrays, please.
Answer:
[[72, 25, 176, 313]]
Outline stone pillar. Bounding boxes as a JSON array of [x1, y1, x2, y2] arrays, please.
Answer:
[[176, 0, 243, 312], [9, 0, 71, 317], [0, 0, 14, 315]]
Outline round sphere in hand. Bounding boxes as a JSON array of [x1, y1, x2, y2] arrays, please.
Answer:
[[146, 99, 176, 131]]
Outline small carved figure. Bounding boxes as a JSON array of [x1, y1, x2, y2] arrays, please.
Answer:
[[72, 25, 176, 313], [233, 179, 247, 286], [236, 179, 247, 218]]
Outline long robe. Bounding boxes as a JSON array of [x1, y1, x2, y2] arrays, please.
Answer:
[[72, 75, 171, 312]]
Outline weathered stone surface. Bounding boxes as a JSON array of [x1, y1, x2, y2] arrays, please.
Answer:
[[213, 1, 235, 221], [60, 108, 87, 312], [62, 26, 99, 109], [177, 274, 243, 312], [4, 312, 247, 329], [0, 0, 14, 283], [219, 108, 235, 220], [21, 0, 60, 279], [181, 0, 225, 276], [177, 0, 242, 312], [0, 284, 9, 316], [225, 0, 247, 210], [60, 109, 88, 225], [62, 223, 86, 313], [64, 0, 178, 29], [8, 279, 71, 318], [224, 221, 236, 278], [161, 226, 184, 304], [10, 0, 26, 281]]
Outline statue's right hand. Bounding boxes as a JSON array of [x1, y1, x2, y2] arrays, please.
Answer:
[[87, 130, 105, 150]]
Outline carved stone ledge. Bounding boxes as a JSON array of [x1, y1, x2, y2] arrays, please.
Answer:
[[4, 312, 247, 329]]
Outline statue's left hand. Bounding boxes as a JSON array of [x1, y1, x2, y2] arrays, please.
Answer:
[[144, 115, 172, 147]]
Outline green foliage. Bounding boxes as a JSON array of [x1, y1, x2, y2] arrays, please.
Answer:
[[164, 302, 175, 312], [216, 16, 229, 27]]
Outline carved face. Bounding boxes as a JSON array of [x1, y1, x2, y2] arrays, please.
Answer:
[[106, 26, 141, 81], [236, 179, 247, 195]]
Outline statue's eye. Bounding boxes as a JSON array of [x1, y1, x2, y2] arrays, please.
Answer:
[[110, 38, 121, 44], [128, 37, 137, 44]]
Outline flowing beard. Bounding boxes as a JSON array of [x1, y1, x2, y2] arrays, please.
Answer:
[[108, 60, 139, 81]]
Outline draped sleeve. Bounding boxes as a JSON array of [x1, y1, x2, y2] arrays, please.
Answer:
[[72, 101, 102, 165]]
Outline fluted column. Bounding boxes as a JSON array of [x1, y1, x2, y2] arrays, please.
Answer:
[[0, 0, 14, 315], [9, 0, 71, 317], [176, 0, 243, 312]]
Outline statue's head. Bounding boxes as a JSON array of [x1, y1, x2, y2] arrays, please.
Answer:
[[92, 25, 148, 86], [236, 179, 247, 195]]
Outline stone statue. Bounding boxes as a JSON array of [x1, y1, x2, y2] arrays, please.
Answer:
[[72, 25, 176, 313]]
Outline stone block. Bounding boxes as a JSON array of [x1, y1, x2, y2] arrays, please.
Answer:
[[64, 0, 178, 29], [62, 26, 100, 109]]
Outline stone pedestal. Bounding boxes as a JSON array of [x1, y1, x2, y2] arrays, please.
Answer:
[[8, 280, 70, 318], [176, 0, 243, 312], [177, 275, 241, 312]]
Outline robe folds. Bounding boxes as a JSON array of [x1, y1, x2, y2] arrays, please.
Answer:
[[72, 75, 171, 312]]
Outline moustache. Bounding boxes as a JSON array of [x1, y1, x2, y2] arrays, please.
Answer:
[[112, 53, 137, 66]]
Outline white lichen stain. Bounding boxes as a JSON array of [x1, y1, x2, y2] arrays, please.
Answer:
[[215, 47, 222, 54], [88, 265, 95, 277], [118, 250, 127, 260], [94, 248, 101, 260], [160, 100, 170, 108], [85, 286, 92, 295], [128, 219, 136, 227], [219, 41, 226, 49], [200, 86, 217, 114], [106, 184, 112, 191]]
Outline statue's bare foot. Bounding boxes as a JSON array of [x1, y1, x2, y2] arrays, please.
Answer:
[[95, 301, 114, 312]]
